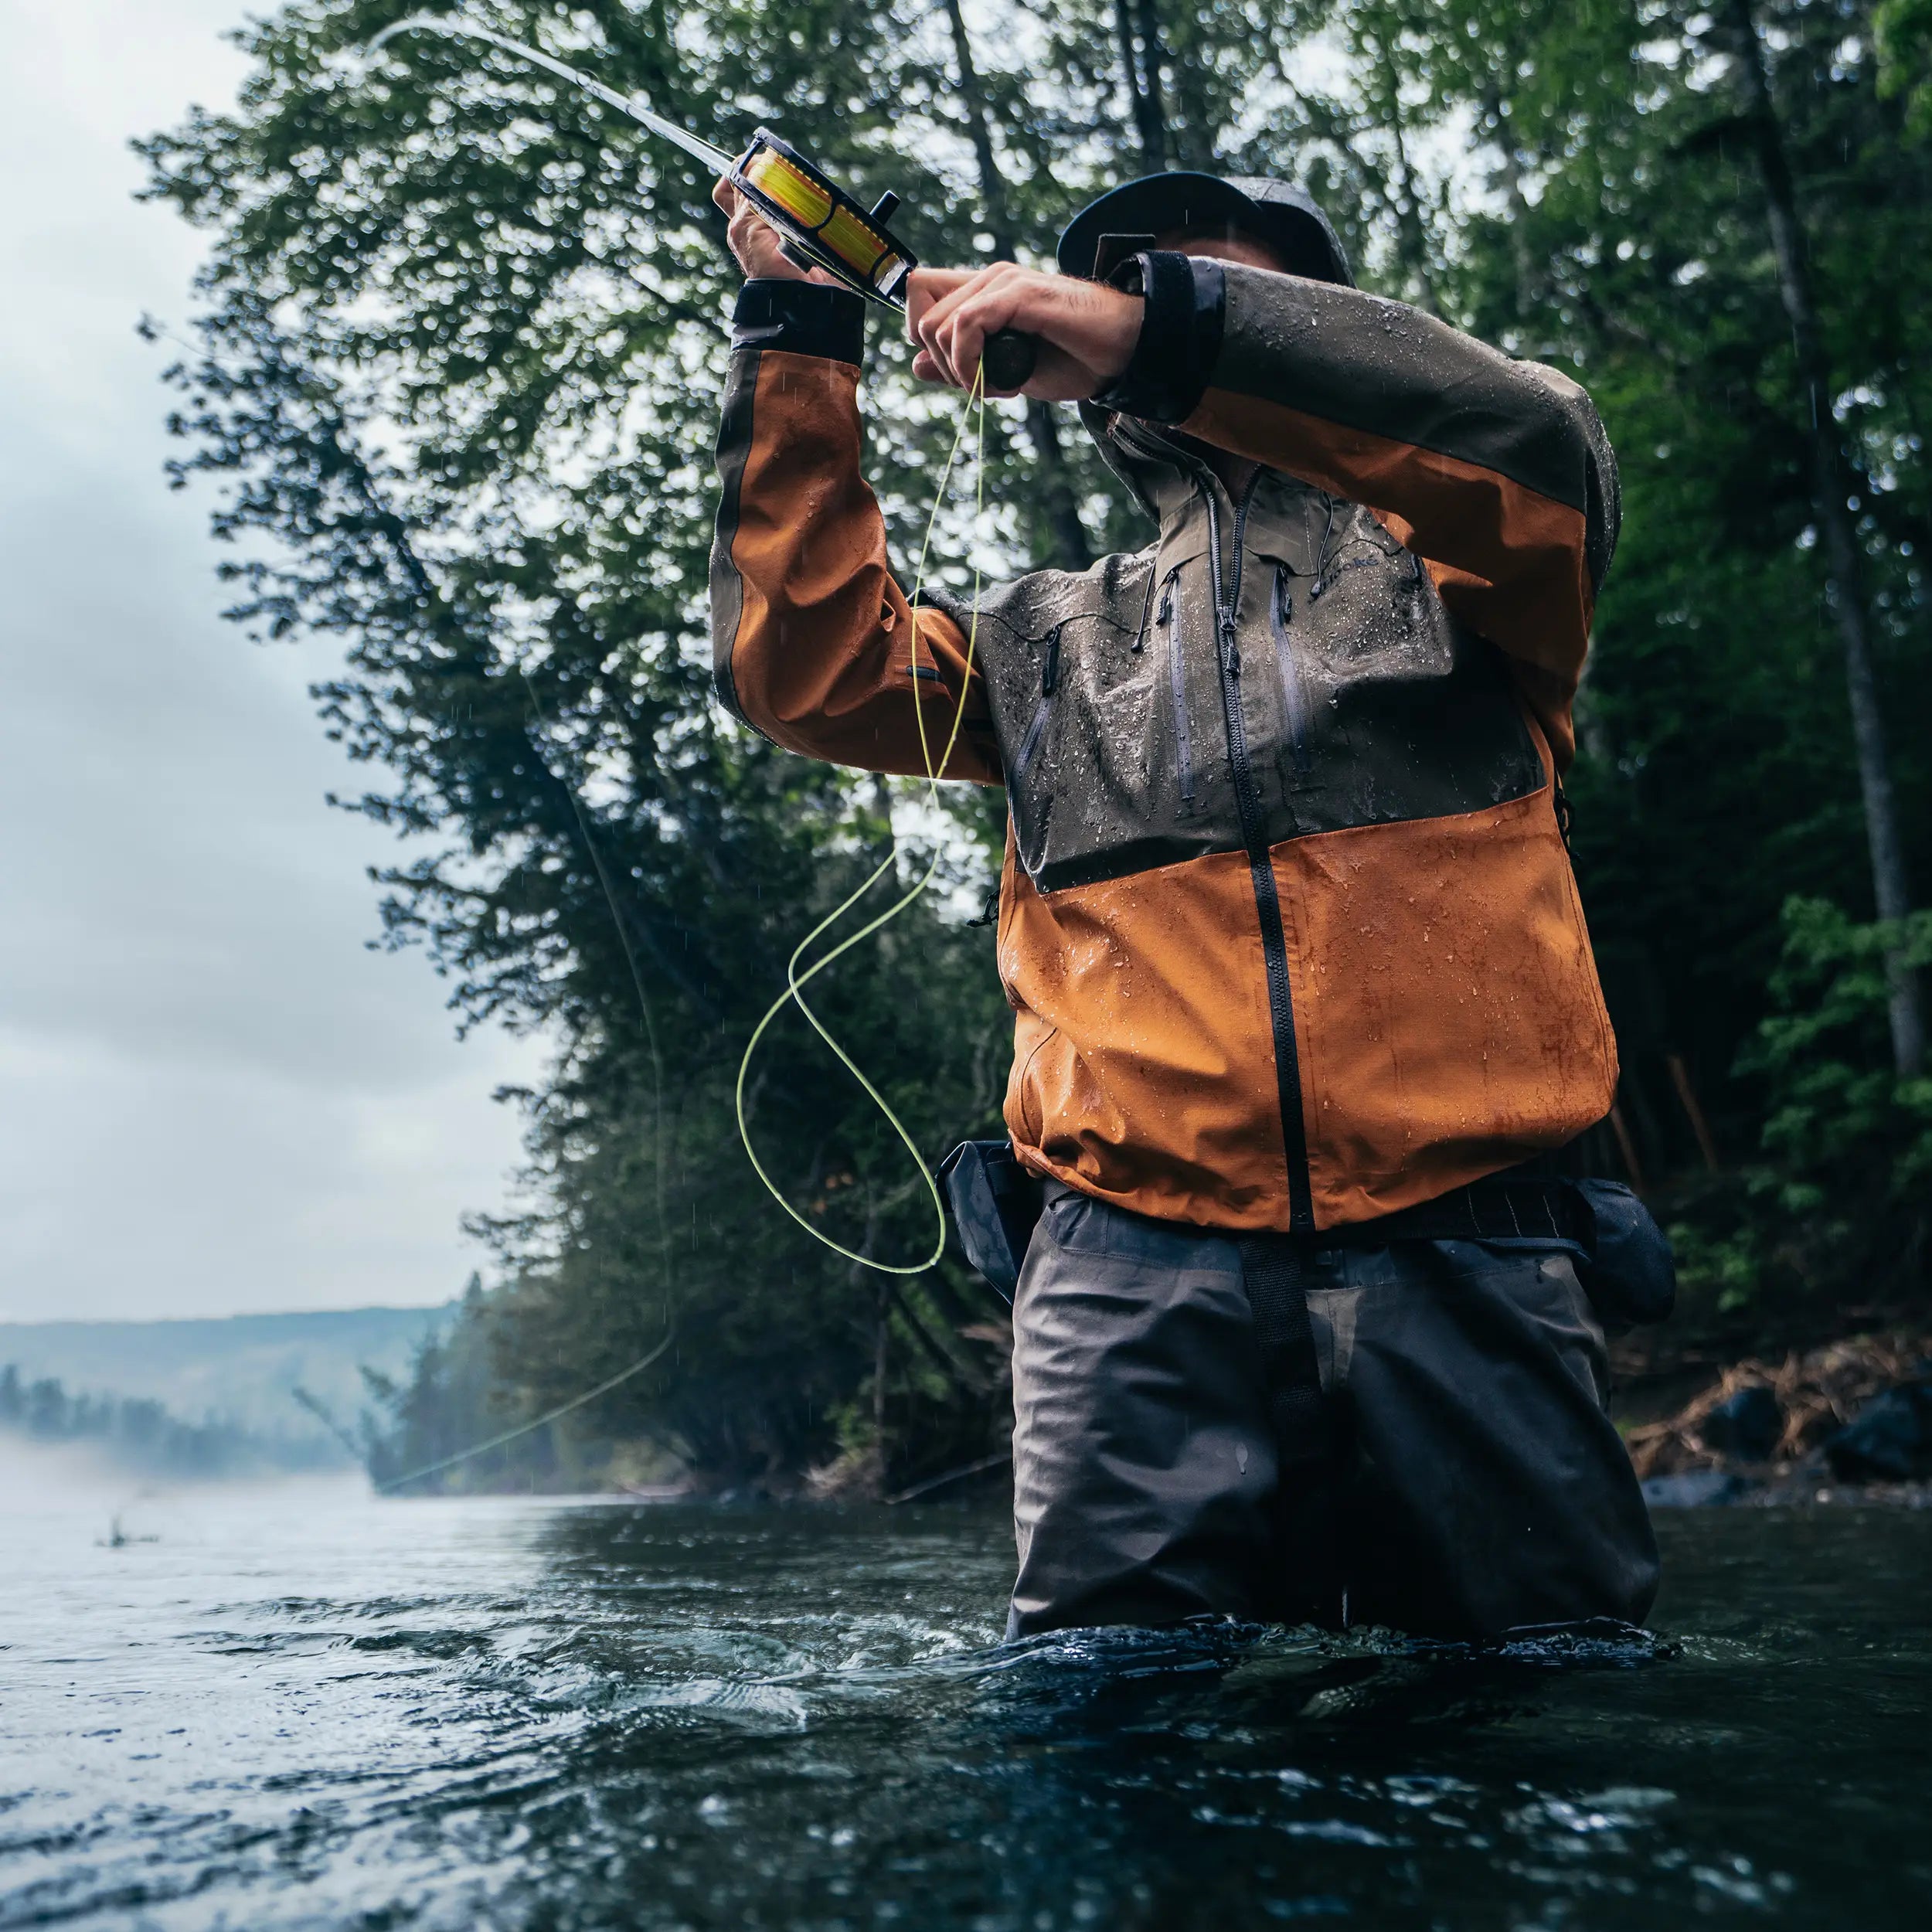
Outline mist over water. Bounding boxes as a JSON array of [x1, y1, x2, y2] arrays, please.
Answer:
[[2, 1491, 1928, 1929], [0, 1441, 366, 1522]]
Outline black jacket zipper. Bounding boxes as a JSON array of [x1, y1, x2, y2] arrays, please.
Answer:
[[1158, 567, 1195, 809], [1201, 476, 1316, 1233]]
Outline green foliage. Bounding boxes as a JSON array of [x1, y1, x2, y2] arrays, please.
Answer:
[[1663, 899, 1932, 1315], [1876, 0, 1932, 129], [1748, 897, 1932, 1208], [359, 1273, 640, 1492], [142, 1, 1048, 1489]]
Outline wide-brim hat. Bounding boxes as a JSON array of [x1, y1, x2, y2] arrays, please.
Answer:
[[1056, 172, 1353, 287]]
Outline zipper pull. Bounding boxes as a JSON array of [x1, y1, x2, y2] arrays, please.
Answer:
[[1157, 570, 1175, 626], [1041, 625, 1062, 697], [1219, 612, 1240, 678], [1276, 567, 1293, 624]]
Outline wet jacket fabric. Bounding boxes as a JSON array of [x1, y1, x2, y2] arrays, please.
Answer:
[[710, 260, 1622, 1235]]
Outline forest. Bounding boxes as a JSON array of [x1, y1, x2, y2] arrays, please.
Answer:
[[141, 0, 1932, 1495]]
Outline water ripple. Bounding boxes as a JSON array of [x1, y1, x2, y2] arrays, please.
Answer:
[[2, 1492, 1927, 1929]]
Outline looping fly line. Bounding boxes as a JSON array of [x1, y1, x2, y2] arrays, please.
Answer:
[[733, 370, 991, 1275]]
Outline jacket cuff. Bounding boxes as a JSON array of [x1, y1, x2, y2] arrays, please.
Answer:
[[730, 279, 866, 365], [1091, 251, 1226, 423]]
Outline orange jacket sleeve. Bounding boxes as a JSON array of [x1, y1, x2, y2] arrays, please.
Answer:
[[709, 281, 1002, 784]]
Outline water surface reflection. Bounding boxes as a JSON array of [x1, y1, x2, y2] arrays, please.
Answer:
[[3, 1491, 1927, 1927]]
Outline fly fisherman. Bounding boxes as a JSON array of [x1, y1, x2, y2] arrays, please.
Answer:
[[709, 169, 1661, 1640]]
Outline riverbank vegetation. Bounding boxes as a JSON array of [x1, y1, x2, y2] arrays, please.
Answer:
[[145, 0, 1930, 1494], [0, 1365, 342, 1481]]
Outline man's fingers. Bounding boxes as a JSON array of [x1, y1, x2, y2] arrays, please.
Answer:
[[713, 179, 838, 284], [907, 261, 1137, 400], [911, 266, 1009, 389], [913, 291, 964, 390], [905, 267, 978, 339], [936, 267, 1029, 390], [912, 264, 1026, 390]]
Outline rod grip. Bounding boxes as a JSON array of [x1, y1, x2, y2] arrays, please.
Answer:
[[981, 328, 1037, 393]]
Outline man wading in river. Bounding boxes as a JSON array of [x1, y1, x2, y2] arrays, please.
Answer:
[[708, 168, 1662, 1639]]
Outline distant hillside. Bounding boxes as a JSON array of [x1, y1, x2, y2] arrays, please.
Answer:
[[0, 1304, 454, 1459]]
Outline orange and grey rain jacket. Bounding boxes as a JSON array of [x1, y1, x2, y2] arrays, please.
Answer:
[[710, 255, 1621, 1235]]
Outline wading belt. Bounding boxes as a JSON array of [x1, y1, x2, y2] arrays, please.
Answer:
[[1339, 1169, 1591, 1250], [1235, 1163, 1591, 1627]]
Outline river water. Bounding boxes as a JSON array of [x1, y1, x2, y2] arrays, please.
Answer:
[[2, 1486, 1928, 1929]]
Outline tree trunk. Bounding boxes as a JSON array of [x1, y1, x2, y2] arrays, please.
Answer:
[[1152, 1, 1218, 172], [1132, 0, 1175, 157], [1724, 0, 1923, 1077], [937, 0, 1093, 573], [1369, 36, 1439, 315], [1114, 0, 1169, 166], [1481, 81, 1541, 327]]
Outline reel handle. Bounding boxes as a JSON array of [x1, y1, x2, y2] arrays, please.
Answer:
[[981, 328, 1037, 393]]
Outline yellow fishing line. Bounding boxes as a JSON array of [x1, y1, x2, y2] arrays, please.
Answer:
[[734, 368, 991, 1273], [742, 147, 833, 229]]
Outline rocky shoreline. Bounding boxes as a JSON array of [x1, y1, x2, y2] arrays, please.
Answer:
[[1617, 1330, 1932, 1506]]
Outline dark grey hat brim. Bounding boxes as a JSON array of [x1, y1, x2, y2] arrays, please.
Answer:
[[1056, 172, 1352, 287]]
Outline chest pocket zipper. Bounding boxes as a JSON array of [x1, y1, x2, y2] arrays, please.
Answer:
[[1012, 624, 1063, 781], [1159, 568, 1195, 810], [1271, 565, 1312, 777]]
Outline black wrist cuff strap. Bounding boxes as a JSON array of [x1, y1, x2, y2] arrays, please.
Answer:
[[1092, 251, 1226, 423], [731, 279, 867, 365]]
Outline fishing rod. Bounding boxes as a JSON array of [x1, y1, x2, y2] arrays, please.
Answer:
[[359, 14, 1039, 388]]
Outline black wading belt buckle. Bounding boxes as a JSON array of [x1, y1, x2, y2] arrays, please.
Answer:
[[938, 1140, 1045, 1304], [1236, 1233, 1345, 1629]]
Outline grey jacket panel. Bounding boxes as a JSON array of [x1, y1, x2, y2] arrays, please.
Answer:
[[928, 415, 1543, 896]]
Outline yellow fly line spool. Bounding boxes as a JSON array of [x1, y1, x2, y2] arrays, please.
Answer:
[[733, 371, 991, 1274], [734, 134, 909, 300], [740, 146, 832, 228]]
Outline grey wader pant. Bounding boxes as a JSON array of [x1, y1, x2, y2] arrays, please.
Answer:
[[1007, 1183, 1659, 1641]]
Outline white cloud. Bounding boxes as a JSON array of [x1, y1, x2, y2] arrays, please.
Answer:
[[0, 2, 546, 1321]]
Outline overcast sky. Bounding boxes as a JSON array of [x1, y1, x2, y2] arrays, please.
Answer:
[[0, 2, 547, 1324]]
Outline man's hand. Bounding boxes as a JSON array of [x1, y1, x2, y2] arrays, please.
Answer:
[[713, 177, 838, 287], [908, 264, 1141, 401]]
